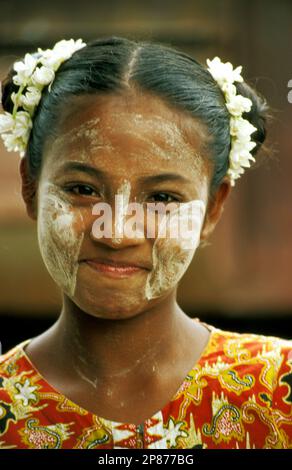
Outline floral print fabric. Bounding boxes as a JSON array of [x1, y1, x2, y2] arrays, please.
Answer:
[[0, 323, 291, 449]]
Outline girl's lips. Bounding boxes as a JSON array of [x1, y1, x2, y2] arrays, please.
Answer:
[[84, 260, 145, 278]]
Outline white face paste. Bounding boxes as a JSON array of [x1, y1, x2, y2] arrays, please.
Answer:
[[145, 199, 206, 300], [103, 112, 206, 178], [42, 103, 209, 305], [37, 181, 85, 297], [112, 180, 131, 245], [52, 117, 116, 155], [51, 112, 206, 181]]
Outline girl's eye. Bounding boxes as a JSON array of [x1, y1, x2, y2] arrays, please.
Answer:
[[148, 193, 180, 203], [64, 184, 99, 197]]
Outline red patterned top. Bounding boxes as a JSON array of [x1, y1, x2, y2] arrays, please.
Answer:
[[0, 321, 291, 449]]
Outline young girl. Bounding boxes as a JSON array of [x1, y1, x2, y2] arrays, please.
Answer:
[[0, 36, 291, 450]]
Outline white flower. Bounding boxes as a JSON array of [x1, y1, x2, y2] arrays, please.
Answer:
[[230, 117, 257, 141], [165, 417, 188, 447], [206, 57, 243, 87], [1, 132, 26, 156], [13, 53, 38, 87], [15, 378, 38, 406], [0, 111, 32, 157], [0, 111, 15, 132], [226, 94, 253, 116], [221, 82, 237, 100], [52, 38, 86, 58], [39, 54, 63, 72], [11, 91, 22, 107], [31, 65, 55, 87], [229, 145, 256, 168], [20, 86, 42, 112], [206, 55, 257, 186], [38, 38, 86, 71], [227, 167, 245, 186], [53, 38, 86, 57], [1, 133, 19, 152], [14, 111, 32, 138], [0, 38, 87, 158]]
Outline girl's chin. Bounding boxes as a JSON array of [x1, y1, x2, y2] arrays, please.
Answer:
[[73, 277, 150, 313], [71, 297, 146, 320]]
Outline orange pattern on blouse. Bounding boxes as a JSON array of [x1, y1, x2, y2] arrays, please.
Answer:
[[0, 323, 291, 449]]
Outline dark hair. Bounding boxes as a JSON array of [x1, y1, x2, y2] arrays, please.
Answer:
[[1, 35, 270, 201]]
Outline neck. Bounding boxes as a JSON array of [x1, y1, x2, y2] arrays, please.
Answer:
[[48, 291, 190, 387]]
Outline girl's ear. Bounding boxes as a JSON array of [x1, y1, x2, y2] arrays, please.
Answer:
[[19, 157, 38, 221], [200, 178, 232, 244]]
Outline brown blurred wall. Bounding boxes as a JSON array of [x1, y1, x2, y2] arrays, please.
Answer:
[[0, 0, 291, 319]]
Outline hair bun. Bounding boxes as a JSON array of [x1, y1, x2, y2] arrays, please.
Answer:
[[1, 66, 17, 113]]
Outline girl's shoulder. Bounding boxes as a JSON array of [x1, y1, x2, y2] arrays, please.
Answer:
[[0, 339, 32, 388], [202, 322, 292, 370], [201, 322, 292, 408], [203, 321, 292, 359], [0, 339, 31, 367]]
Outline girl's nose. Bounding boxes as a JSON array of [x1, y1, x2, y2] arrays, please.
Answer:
[[90, 200, 146, 248]]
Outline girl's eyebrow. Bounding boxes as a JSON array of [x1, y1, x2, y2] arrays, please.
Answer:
[[140, 173, 191, 184], [58, 161, 191, 184], [59, 161, 107, 179]]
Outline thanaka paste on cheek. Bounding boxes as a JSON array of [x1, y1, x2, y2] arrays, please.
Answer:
[[37, 181, 85, 297], [145, 199, 206, 300], [44, 102, 209, 309]]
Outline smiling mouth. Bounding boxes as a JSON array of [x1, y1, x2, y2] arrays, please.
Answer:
[[84, 260, 147, 278]]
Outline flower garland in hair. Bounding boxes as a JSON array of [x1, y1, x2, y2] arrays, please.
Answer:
[[0, 38, 86, 157], [206, 56, 257, 187]]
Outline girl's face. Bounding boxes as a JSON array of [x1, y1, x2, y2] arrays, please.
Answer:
[[36, 91, 212, 319]]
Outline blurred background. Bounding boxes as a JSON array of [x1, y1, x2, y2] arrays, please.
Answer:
[[0, 0, 292, 353]]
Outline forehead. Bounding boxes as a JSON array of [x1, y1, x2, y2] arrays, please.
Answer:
[[43, 91, 211, 181]]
